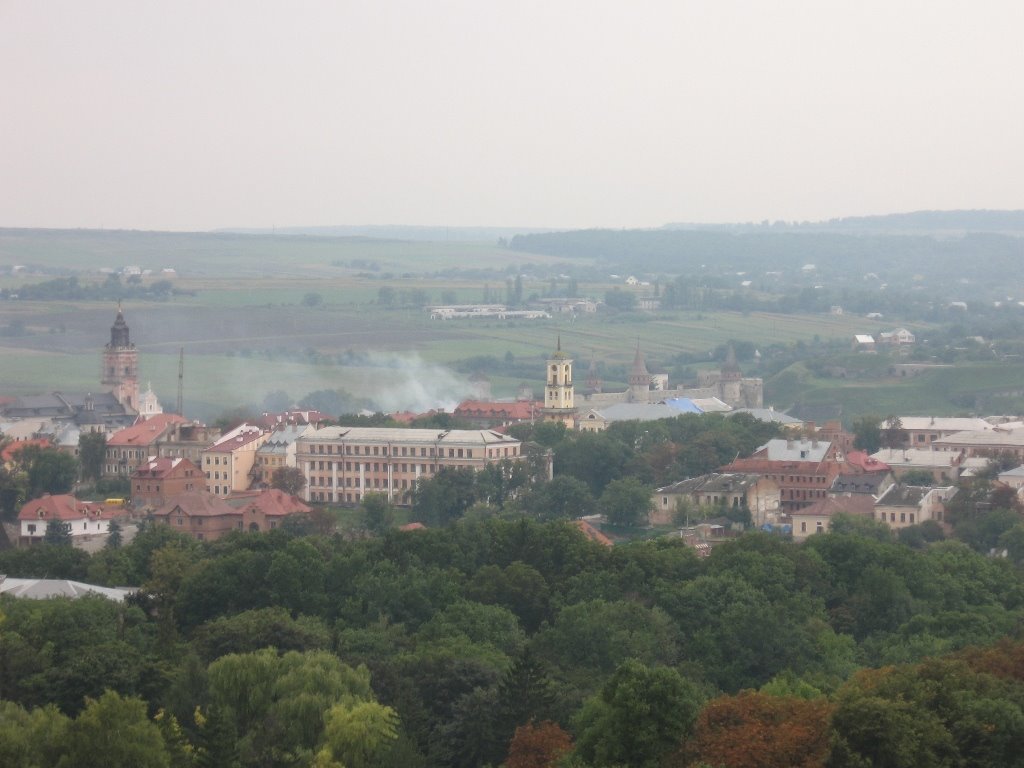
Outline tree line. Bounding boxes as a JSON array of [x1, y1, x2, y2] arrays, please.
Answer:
[[4, 501, 1024, 766]]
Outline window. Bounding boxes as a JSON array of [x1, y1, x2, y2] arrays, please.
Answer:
[[800, 521, 807, 532], [27, 523, 36, 534]]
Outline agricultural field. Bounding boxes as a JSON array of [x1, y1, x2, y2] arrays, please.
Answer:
[[2, 227, 1017, 423]]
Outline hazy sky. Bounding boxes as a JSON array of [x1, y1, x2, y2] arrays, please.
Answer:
[[2, 1, 1022, 231]]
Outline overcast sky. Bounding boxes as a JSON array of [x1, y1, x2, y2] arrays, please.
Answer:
[[1, 1, 1022, 231]]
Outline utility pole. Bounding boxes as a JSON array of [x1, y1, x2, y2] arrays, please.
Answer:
[[176, 347, 184, 416]]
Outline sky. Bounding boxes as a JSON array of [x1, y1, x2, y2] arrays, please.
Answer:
[[2, 1, 1023, 231]]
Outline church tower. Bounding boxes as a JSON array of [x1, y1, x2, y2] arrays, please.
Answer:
[[542, 336, 576, 426], [627, 340, 652, 403], [101, 304, 139, 411]]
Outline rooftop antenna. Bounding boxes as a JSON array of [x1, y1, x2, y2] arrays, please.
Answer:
[[176, 347, 184, 416]]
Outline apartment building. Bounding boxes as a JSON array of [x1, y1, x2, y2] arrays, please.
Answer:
[[295, 426, 524, 504], [201, 424, 269, 497]]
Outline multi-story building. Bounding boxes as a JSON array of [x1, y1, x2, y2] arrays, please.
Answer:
[[892, 416, 993, 448], [152, 421, 222, 464], [104, 413, 187, 478], [720, 438, 845, 513], [874, 484, 957, 529], [295, 426, 524, 504], [201, 424, 269, 497], [651, 472, 781, 527], [130, 457, 203, 509], [453, 400, 541, 429]]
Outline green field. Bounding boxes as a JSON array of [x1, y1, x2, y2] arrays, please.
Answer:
[[1, 228, 1015, 424]]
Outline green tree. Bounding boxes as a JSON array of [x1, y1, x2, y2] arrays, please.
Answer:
[[851, 415, 882, 454], [0, 464, 27, 517], [598, 477, 652, 527], [517, 476, 595, 521], [270, 466, 306, 496], [573, 659, 702, 768], [78, 432, 107, 482], [26, 448, 78, 498], [881, 415, 905, 449], [0, 701, 70, 768], [410, 467, 478, 527], [58, 691, 171, 768], [44, 518, 72, 546], [105, 519, 123, 549], [359, 492, 395, 534], [319, 701, 399, 768]]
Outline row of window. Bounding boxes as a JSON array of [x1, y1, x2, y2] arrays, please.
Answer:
[[310, 475, 414, 490], [307, 443, 480, 458], [307, 461, 433, 473], [878, 511, 916, 524]]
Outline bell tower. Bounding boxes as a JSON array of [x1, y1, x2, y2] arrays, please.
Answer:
[[101, 304, 139, 411], [542, 336, 576, 426]]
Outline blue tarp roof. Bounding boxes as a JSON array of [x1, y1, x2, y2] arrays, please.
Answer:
[[662, 398, 704, 414]]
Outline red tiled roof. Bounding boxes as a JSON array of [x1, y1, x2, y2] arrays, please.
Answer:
[[454, 400, 541, 420], [399, 522, 426, 531], [574, 519, 614, 547], [18, 494, 113, 522], [2, 438, 51, 464], [108, 413, 187, 447], [226, 488, 312, 517], [154, 491, 236, 518], [721, 458, 840, 473], [845, 450, 891, 474], [791, 495, 875, 518], [204, 426, 265, 453], [131, 456, 201, 479]]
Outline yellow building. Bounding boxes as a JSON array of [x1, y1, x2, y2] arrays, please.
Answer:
[[201, 424, 269, 497]]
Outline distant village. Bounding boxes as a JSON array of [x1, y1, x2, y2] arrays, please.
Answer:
[[3, 306, 1023, 558]]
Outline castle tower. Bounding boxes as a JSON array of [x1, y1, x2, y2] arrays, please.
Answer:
[[101, 304, 139, 411], [542, 336, 575, 426], [627, 340, 652, 403], [719, 343, 742, 406]]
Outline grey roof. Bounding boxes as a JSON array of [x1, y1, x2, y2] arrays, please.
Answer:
[[831, 473, 888, 495], [0, 577, 135, 602], [876, 484, 931, 507], [590, 403, 681, 423], [303, 426, 520, 445], [1000, 465, 1024, 479], [259, 424, 313, 454], [933, 430, 1024, 448], [757, 438, 831, 462], [728, 408, 802, 425], [655, 472, 764, 495]]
